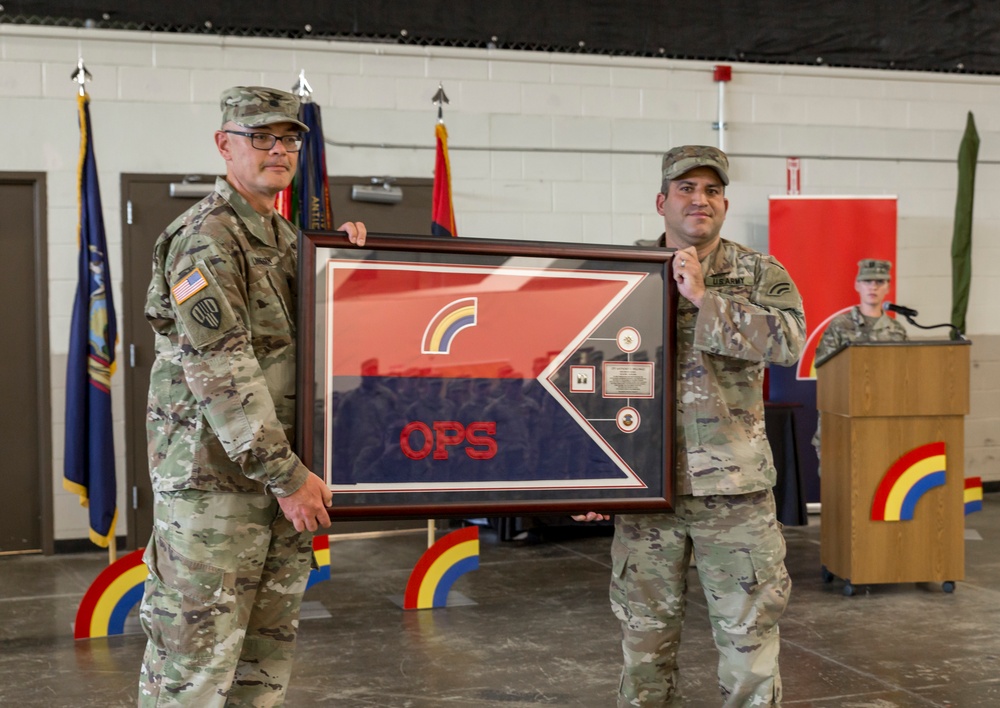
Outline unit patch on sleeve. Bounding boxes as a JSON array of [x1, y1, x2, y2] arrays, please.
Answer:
[[753, 258, 802, 309], [171, 268, 209, 304], [190, 297, 222, 330]]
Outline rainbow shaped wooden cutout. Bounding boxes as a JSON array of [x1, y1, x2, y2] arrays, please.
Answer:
[[306, 533, 332, 589], [74, 535, 333, 639], [965, 476, 984, 515], [403, 525, 480, 610], [871, 441, 946, 521], [73, 547, 146, 640]]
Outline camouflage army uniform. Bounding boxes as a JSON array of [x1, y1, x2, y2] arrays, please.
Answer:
[[138, 177, 314, 707], [813, 305, 907, 367], [811, 305, 908, 456], [612, 238, 805, 707]]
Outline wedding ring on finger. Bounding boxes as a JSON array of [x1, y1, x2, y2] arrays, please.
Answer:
[[679, 258, 686, 267]]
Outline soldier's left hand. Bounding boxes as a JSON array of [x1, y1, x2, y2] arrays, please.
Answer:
[[673, 246, 706, 307], [339, 221, 367, 247]]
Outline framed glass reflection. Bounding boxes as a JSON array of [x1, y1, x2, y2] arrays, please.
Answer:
[[296, 232, 677, 518]]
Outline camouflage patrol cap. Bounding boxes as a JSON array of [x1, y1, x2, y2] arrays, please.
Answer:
[[219, 86, 309, 131], [661, 145, 730, 186], [856, 259, 892, 281]]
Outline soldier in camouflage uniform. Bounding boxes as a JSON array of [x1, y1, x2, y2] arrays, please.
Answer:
[[138, 86, 366, 707], [579, 146, 805, 706], [811, 259, 907, 464]]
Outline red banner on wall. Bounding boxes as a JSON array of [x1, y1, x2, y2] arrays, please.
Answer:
[[768, 196, 898, 504], [769, 196, 898, 380]]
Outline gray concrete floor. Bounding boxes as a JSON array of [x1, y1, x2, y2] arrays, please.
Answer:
[[2, 496, 999, 707]]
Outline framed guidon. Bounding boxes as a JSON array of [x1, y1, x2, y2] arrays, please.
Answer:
[[296, 232, 677, 518]]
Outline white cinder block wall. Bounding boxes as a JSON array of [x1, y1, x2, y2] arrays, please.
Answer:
[[1, 24, 996, 542]]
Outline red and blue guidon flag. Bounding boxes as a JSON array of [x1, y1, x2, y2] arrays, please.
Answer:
[[64, 92, 118, 548], [431, 123, 457, 237]]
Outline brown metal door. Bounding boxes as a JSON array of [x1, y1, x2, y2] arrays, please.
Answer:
[[0, 175, 50, 554], [122, 174, 215, 549], [122, 174, 435, 546], [328, 177, 434, 236]]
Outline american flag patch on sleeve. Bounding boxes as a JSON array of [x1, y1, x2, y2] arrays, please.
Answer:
[[171, 268, 209, 304]]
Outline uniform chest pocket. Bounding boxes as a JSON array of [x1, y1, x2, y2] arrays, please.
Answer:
[[709, 281, 753, 303], [246, 267, 294, 342]]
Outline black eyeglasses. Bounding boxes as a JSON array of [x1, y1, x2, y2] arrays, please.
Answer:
[[223, 130, 303, 152]]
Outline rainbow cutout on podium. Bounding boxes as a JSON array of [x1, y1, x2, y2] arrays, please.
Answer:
[[403, 526, 480, 610], [421, 297, 478, 355], [965, 476, 984, 515], [73, 535, 333, 639], [871, 441, 946, 522]]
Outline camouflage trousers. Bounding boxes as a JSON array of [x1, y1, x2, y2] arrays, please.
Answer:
[[138, 490, 314, 707], [611, 490, 790, 707]]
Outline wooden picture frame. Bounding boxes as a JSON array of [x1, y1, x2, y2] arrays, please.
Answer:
[[296, 232, 677, 518]]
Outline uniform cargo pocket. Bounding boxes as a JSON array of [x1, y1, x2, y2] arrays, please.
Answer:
[[749, 529, 787, 586], [142, 533, 238, 657]]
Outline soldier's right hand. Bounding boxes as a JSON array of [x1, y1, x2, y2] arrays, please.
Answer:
[[276, 473, 333, 532], [571, 512, 611, 522]]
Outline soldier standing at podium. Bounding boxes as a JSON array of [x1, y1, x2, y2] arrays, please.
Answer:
[[812, 258, 908, 470]]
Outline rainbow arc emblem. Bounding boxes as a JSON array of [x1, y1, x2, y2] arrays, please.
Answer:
[[870, 442, 946, 521], [421, 297, 477, 355], [73, 536, 333, 639], [404, 526, 480, 609], [797, 306, 852, 380], [964, 476, 983, 515]]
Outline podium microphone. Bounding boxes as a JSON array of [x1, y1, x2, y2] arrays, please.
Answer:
[[883, 301, 919, 318]]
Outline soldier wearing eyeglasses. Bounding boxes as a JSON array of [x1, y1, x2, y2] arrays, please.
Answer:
[[138, 86, 366, 706]]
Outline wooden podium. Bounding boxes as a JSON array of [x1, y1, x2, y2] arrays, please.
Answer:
[[816, 340, 970, 594]]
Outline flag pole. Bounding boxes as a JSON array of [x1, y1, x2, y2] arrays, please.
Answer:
[[428, 82, 454, 546], [430, 84, 457, 239], [70, 55, 118, 565], [951, 111, 978, 338]]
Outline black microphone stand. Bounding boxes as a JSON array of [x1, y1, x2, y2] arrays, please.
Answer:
[[900, 314, 967, 341]]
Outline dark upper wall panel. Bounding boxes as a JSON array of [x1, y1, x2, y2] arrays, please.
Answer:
[[4, 0, 1000, 75]]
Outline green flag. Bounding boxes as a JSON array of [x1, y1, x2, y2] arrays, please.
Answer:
[[951, 111, 978, 336]]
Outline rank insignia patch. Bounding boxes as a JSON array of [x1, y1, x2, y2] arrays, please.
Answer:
[[190, 297, 222, 329], [171, 268, 209, 304]]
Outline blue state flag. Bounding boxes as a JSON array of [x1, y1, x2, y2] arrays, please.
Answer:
[[63, 92, 118, 548]]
